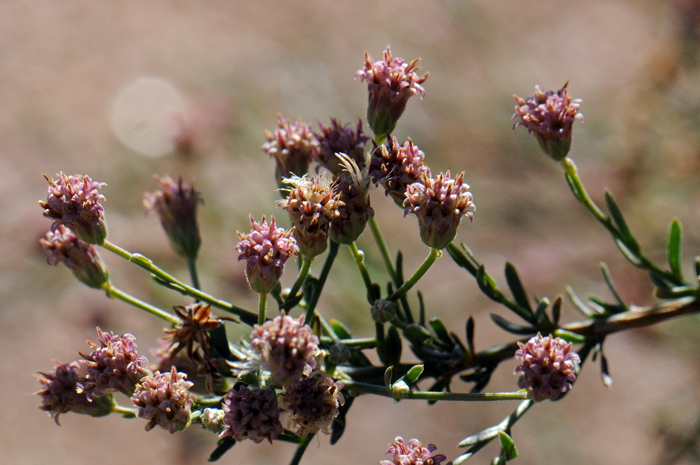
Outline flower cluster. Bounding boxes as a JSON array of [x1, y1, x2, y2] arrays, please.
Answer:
[[131, 366, 195, 433], [356, 47, 428, 137], [280, 369, 345, 437], [512, 83, 584, 161], [369, 137, 429, 207], [277, 173, 343, 260], [236, 216, 299, 294], [262, 114, 317, 188], [381, 437, 451, 465], [314, 118, 368, 174], [144, 175, 203, 260], [404, 171, 475, 250], [514, 333, 580, 402], [39, 172, 107, 245], [249, 314, 320, 383], [221, 385, 284, 443], [35, 361, 114, 424], [40, 225, 110, 289], [78, 328, 149, 400]]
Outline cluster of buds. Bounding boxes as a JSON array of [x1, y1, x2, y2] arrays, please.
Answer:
[[280, 368, 345, 437], [380, 436, 451, 465], [39, 172, 108, 245], [262, 114, 317, 188], [236, 216, 299, 294], [40, 225, 110, 289], [513, 83, 584, 161], [144, 175, 203, 261], [369, 137, 429, 207], [277, 173, 343, 260], [313, 118, 368, 174], [514, 333, 580, 402], [220, 385, 283, 443], [404, 171, 475, 250], [131, 366, 196, 433], [356, 46, 428, 138]]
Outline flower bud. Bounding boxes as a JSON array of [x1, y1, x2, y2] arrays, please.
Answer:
[[369, 137, 429, 208], [40, 225, 110, 289], [39, 172, 108, 245], [131, 366, 195, 434], [262, 114, 317, 188], [404, 171, 475, 250], [280, 369, 345, 437], [512, 83, 584, 161], [144, 175, 203, 261], [355, 47, 428, 138], [371, 299, 397, 324], [514, 333, 580, 401], [381, 437, 451, 465], [314, 118, 368, 174], [236, 216, 298, 294]]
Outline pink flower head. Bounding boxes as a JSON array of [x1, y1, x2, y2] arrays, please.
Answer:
[[262, 114, 318, 188], [369, 137, 430, 208], [314, 118, 368, 174], [131, 366, 195, 434], [40, 225, 110, 289], [356, 47, 428, 138], [78, 328, 150, 400], [221, 385, 283, 443], [236, 216, 299, 294], [513, 83, 584, 161], [144, 175, 203, 260], [249, 314, 320, 383], [404, 171, 475, 250], [514, 333, 581, 402], [281, 369, 345, 437], [380, 436, 451, 465], [39, 172, 107, 245], [277, 173, 343, 260], [35, 361, 115, 424]]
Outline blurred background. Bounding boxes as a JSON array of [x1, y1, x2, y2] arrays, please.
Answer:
[[4, 0, 700, 463]]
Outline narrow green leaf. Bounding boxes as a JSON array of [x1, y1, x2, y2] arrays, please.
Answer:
[[534, 297, 550, 323], [490, 314, 536, 335], [605, 190, 637, 249], [554, 329, 587, 344], [384, 366, 394, 390], [695, 256, 700, 280], [418, 291, 426, 326], [600, 262, 629, 312], [498, 432, 519, 460], [613, 238, 642, 266], [477, 265, 501, 302], [429, 317, 453, 345], [446, 242, 478, 275], [667, 218, 683, 280], [208, 437, 236, 462], [459, 426, 500, 447], [565, 285, 598, 317], [404, 364, 425, 384], [385, 326, 403, 366], [504, 262, 532, 313], [588, 296, 624, 315], [330, 319, 353, 340], [466, 316, 475, 354]]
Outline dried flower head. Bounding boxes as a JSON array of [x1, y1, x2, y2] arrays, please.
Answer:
[[249, 314, 320, 383], [236, 216, 299, 294], [36, 361, 115, 424], [314, 118, 368, 174], [40, 225, 110, 289], [78, 328, 150, 400], [514, 333, 580, 402], [263, 114, 318, 188], [369, 137, 430, 208], [381, 436, 451, 465], [39, 172, 107, 245], [280, 369, 345, 437], [221, 385, 284, 443], [144, 175, 203, 261], [356, 46, 428, 138], [277, 173, 343, 260], [404, 171, 475, 250], [131, 366, 195, 433], [330, 153, 374, 244], [513, 83, 584, 161]]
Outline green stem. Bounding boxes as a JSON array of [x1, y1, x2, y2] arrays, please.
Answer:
[[305, 241, 339, 324], [106, 285, 180, 325], [101, 241, 258, 325], [369, 217, 397, 281], [258, 293, 267, 326], [188, 257, 200, 291], [342, 380, 527, 401], [112, 404, 137, 418], [289, 432, 315, 465], [320, 336, 377, 349], [284, 257, 313, 309], [388, 248, 441, 301], [349, 242, 375, 296]]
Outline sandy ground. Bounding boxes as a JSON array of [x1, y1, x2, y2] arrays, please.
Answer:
[[4, 1, 700, 464]]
